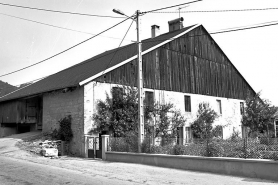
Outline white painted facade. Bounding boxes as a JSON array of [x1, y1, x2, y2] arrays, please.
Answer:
[[84, 81, 244, 139]]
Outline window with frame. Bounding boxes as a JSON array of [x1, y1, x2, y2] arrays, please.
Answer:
[[216, 100, 222, 114], [184, 95, 191, 112], [240, 102, 244, 115], [145, 91, 154, 108]]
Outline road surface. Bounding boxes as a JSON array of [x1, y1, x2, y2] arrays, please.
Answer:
[[0, 132, 276, 185]]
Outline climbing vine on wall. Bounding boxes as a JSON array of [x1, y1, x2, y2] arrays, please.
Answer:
[[58, 115, 73, 142]]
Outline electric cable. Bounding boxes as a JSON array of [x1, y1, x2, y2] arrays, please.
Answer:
[[142, 0, 203, 14], [101, 18, 135, 77], [149, 7, 278, 13], [0, 2, 125, 18], [0, 12, 134, 42], [1, 10, 278, 78], [210, 22, 278, 35], [0, 16, 131, 78], [142, 20, 278, 44]]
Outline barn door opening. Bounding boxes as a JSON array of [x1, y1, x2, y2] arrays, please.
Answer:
[[24, 96, 43, 131]]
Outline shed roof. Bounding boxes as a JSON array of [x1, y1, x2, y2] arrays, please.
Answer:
[[0, 25, 198, 102]]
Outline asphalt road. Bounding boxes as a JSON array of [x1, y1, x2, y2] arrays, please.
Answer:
[[0, 132, 277, 185], [0, 156, 126, 185]]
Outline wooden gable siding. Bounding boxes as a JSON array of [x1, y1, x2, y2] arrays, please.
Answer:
[[95, 26, 253, 100]]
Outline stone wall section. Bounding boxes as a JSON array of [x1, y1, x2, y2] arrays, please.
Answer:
[[43, 87, 84, 156]]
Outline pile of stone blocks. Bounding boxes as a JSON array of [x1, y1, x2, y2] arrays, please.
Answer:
[[40, 140, 59, 158]]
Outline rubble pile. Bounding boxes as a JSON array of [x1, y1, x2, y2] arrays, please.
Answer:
[[40, 140, 61, 158]]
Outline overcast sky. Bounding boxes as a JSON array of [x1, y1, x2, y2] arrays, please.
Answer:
[[0, 0, 278, 105]]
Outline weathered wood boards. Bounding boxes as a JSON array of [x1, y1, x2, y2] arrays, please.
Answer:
[[96, 26, 253, 100]]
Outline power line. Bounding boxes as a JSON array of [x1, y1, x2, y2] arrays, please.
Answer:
[[210, 22, 278, 35], [0, 2, 125, 18], [149, 7, 278, 13], [142, 0, 203, 14], [0, 12, 134, 42], [2, 19, 135, 93], [210, 20, 278, 33], [101, 19, 135, 77], [0, 17, 131, 78], [14, 76, 48, 87], [1, 12, 278, 78], [142, 20, 278, 44]]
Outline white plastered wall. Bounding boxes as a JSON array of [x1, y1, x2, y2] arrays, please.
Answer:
[[84, 81, 244, 139]]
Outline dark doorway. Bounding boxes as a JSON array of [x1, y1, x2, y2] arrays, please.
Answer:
[[18, 124, 30, 133]]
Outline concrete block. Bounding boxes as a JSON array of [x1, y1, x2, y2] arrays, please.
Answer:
[[41, 148, 58, 157]]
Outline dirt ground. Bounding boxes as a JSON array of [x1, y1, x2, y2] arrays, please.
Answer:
[[0, 132, 277, 185]]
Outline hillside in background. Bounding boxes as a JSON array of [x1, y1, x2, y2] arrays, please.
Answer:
[[0, 81, 17, 97]]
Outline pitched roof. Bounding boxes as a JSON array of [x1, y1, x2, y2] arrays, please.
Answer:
[[0, 24, 198, 102], [0, 81, 17, 97]]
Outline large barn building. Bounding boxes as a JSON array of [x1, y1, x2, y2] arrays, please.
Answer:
[[0, 18, 255, 156]]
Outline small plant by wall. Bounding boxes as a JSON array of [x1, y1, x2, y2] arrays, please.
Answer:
[[57, 115, 73, 142]]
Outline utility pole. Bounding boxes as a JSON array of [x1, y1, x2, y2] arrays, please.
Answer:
[[113, 9, 144, 151], [136, 10, 144, 152]]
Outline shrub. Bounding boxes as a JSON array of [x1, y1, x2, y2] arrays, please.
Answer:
[[173, 144, 187, 155], [150, 144, 174, 154], [109, 134, 138, 153], [141, 137, 152, 153], [58, 115, 73, 142], [204, 141, 225, 157]]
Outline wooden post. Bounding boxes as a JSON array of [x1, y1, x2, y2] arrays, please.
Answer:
[[178, 126, 185, 145], [274, 120, 277, 138], [101, 135, 109, 160], [84, 135, 88, 158]]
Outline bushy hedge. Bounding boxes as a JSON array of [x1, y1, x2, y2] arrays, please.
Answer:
[[110, 137, 278, 160], [110, 136, 138, 153]]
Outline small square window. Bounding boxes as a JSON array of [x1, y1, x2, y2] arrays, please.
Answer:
[[216, 100, 222, 114], [184, 95, 191, 112]]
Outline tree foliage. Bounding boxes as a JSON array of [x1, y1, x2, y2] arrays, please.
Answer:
[[93, 86, 186, 137], [145, 103, 186, 138], [242, 92, 277, 137], [93, 86, 138, 137], [191, 102, 218, 139]]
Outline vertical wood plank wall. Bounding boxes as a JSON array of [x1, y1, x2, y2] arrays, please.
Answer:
[[96, 26, 253, 100]]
